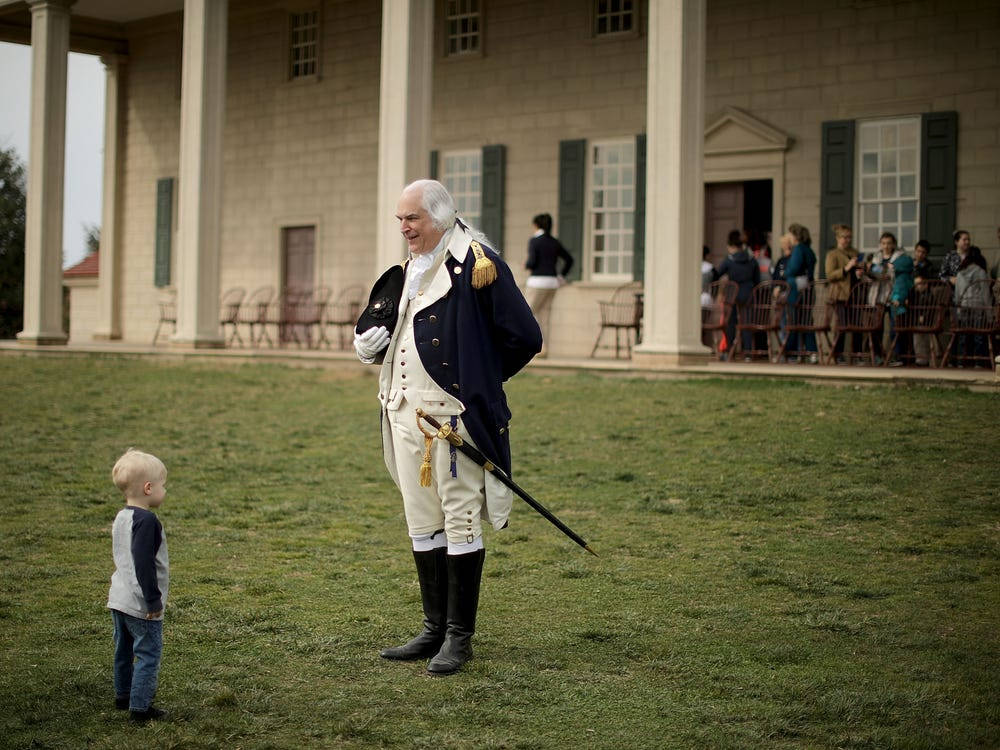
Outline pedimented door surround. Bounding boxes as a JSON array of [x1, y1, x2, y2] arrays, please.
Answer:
[[703, 106, 793, 245]]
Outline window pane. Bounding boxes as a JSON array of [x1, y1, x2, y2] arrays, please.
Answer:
[[882, 124, 897, 148], [880, 176, 897, 199], [607, 256, 619, 274], [863, 227, 878, 248], [899, 148, 916, 173], [862, 152, 878, 174], [862, 177, 878, 200], [902, 226, 916, 248], [900, 122, 918, 147], [883, 202, 898, 222], [901, 200, 917, 222], [861, 126, 878, 151], [592, 190, 604, 208], [863, 204, 878, 223], [882, 150, 897, 173], [899, 175, 916, 198]]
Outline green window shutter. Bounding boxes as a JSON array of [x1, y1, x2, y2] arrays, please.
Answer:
[[154, 177, 174, 288], [634, 133, 646, 282], [819, 120, 855, 278], [558, 139, 586, 282], [480, 144, 505, 252], [429, 150, 438, 180], [920, 111, 957, 260]]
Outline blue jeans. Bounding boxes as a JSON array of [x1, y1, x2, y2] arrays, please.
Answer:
[[111, 609, 162, 711]]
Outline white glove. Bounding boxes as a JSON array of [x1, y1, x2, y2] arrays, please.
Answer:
[[354, 326, 390, 363]]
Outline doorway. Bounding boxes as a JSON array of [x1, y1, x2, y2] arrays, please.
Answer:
[[281, 225, 315, 344], [704, 180, 773, 266]]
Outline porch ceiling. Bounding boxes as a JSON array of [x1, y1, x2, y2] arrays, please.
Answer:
[[0, 0, 183, 24]]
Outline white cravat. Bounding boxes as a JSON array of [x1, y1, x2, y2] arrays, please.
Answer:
[[407, 227, 453, 299]]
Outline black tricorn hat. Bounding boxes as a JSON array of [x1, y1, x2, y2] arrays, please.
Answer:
[[355, 263, 406, 337]]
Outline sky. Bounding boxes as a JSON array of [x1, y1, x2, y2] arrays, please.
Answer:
[[0, 41, 105, 270]]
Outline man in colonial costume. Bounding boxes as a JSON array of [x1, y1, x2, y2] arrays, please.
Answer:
[[354, 180, 541, 675]]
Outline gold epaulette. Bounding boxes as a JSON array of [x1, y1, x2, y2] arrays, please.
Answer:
[[469, 240, 497, 289]]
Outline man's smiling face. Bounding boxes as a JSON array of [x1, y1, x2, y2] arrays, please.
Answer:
[[396, 187, 445, 256]]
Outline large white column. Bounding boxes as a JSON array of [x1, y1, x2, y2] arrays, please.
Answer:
[[374, 0, 434, 272], [633, 0, 711, 366], [17, 0, 75, 346], [172, 0, 227, 348], [93, 55, 124, 340]]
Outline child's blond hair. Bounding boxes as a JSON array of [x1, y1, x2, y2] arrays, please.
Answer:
[[112, 448, 166, 497]]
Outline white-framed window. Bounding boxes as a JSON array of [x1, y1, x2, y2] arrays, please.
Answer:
[[588, 139, 635, 280], [445, 0, 481, 56], [856, 116, 920, 254], [594, 0, 635, 36], [289, 9, 320, 79], [441, 150, 482, 228]]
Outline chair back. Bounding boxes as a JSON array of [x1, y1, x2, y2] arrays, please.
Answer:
[[599, 281, 643, 327], [702, 279, 737, 331], [239, 285, 275, 323], [219, 286, 246, 323], [737, 280, 787, 330], [842, 279, 884, 332], [892, 280, 950, 333], [787, 280, 831, 331], [952, 278, 996, 333], [327, 285, 365, 325]]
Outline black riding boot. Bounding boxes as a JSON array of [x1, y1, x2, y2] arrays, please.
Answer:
[[427, 548, 485, 676], [380, 547, 449, 660]]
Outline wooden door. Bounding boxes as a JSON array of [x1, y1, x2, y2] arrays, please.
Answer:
[[704, 182, 744, 267], [281, 226, 315, 343]]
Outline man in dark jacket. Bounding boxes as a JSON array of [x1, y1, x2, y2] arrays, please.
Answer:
[[354, 180, 541, 675], [714, 229, 760, 359]]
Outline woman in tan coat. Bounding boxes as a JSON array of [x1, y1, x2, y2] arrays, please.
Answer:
[[825, 224, 861, 362]]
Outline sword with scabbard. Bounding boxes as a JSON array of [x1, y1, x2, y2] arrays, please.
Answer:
[[415, 409, 598, 557]]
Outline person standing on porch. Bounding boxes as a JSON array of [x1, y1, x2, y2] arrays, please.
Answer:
[[524, 213, 573, 358], [353, 180, 541, 675]]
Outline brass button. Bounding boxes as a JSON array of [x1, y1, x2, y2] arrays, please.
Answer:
[[499, 427, 506, 434], [452, 383, 460, 390], [453, 267, 462, 274], [429, 314, 438, 323], [418, 290, 424, 296], [441, 362, 448, 367], [400, 361, 406, 366], [401, 374, 406, 379], [439, 402, 445, 406], [432, 338, 440, 346]]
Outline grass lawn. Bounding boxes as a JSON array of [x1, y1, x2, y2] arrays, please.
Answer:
[[0, 356, 997, 749]]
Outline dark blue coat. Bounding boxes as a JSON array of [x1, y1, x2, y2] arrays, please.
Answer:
[[404, 236, 542, 475]]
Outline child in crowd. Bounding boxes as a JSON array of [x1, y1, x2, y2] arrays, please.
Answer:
[[106, 449, 170, 722]]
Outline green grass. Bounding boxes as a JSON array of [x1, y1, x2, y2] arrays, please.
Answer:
[[1, 356, 998, 749]]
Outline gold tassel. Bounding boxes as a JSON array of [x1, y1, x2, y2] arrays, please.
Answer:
[[419, 433, 433, 487], [469, 241, 497, 289], [416, 410, 438, 487]]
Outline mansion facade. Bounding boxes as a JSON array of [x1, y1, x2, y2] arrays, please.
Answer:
[[3, 0, 998, 360]]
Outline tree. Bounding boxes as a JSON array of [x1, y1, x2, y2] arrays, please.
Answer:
[[83, 222, 100, 256], [0, 147, 26, 339]]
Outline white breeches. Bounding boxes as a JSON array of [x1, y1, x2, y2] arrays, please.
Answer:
[[387, 404, 486, 545]]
